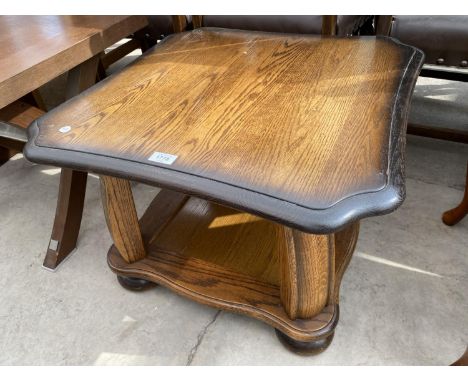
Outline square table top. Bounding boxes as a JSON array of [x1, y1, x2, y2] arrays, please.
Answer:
[[0, 15, 148, 109], [25, 28, 424, 233]]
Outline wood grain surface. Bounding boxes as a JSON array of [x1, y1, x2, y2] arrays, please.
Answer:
[[331, 222, 359, 303], [0, 101, 44, 129], [0, 15, 148, 109], [277, 227, 332, 319], [26, 28, 424, 233], [149, 195, 280, 285], [107, 191, 346, 341], [0, 100, 44, 162], [100, 176, 146, 263]]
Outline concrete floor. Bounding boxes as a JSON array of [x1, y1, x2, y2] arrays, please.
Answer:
[[0, 50, 467, 365]]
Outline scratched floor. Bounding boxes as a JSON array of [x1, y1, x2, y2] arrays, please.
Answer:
[[0, 47, 467, 365]]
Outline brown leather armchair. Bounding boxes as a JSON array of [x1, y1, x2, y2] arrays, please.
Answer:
[[141, 16, 373, 47], [143, 15, 189, 44], [385, 16, 468, 70], [376, 15, 468, 225], [379, 16, 468, 141], [191, 15, 372, 36]]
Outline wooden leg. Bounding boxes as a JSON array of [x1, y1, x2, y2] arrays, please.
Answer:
[[442, 162, 468, 226], [100, 176, 154, 291], [275, 226, 335, 354], [31, 89, 48, 111], [1, 100, 45, 166], [96, 56, 107, 82], [0, 147, 14, 165], [278, 228, 332, 320], [332, 222, 360, 304], [172, 15, 187, 33], [99, 176, 146, 263], [451, 346, 468, 366], [43, 56, 99, 270], [65, 56, 100, 100], [274, 222, 359, 354], [43, 169, 88, 269]]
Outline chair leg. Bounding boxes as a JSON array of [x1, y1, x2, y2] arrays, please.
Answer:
[[0, 147, 11, 165], [442, 162, 468, 226]]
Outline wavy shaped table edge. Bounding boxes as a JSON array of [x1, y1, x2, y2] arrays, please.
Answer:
[[24, 37, 425, 234]]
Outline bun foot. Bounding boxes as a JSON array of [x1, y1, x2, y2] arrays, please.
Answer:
[[275, 329, 334, 355], [117, 275, 156, 291]]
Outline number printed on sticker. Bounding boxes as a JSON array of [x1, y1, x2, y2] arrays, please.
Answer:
[[148, 151, 178, 165]]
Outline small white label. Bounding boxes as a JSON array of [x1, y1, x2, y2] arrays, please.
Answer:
[[48, 239, 59, 251], [148, 151, 178, 165], [59, 126, 72, 133]]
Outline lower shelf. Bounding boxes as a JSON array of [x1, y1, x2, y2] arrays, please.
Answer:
[[107, 191, 357, 341], [109, 246, 337, 341]]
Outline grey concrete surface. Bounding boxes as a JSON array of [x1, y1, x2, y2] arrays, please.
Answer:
[[0, 51, 467, 365], [410, 76, 468, 133]]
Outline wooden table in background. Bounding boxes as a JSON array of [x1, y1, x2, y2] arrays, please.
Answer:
[[0, 15, 148, 270]]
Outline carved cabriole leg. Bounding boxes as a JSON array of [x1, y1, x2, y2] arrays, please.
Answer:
[[100, 176, 155, 291]]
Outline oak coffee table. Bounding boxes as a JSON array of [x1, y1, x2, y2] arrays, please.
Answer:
[[25, 28, 424, 354]]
